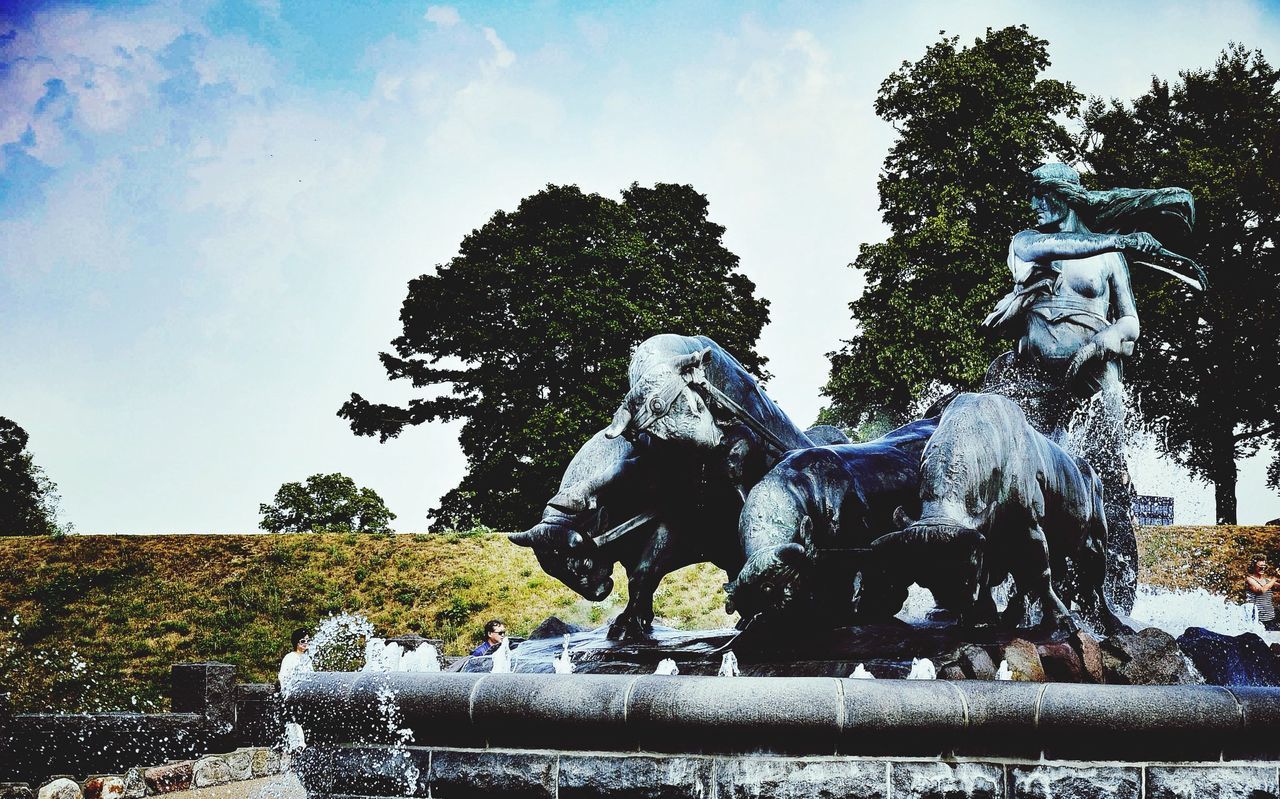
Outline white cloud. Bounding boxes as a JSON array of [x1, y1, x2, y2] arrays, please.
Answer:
[[482, 27, 515, 70], [424, 5, 460, 28]]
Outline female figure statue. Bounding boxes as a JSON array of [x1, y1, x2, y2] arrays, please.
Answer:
[[982, 162, 1197, 613]]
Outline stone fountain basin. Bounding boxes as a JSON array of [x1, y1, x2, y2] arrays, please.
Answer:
[[288, 671, 1280, 762]]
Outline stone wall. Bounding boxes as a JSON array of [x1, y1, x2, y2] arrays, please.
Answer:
[[294, 746, 1280, 799], [288, 672, 1280, 798], [0, 665, 281, 785]]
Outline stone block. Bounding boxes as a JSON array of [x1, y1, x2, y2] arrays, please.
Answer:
[[471, 673, 632, 750], [840, 680, 966, 756], [120, 770, 144, 799], [890, 761, 1003, 798], [1178, 627, 1280, 687], [429, 749, 555, 799], [334, 672, 486, 748], [939, 665, 967, 680], [1226, 686, 1280, 759], [222, 750, 252, 781], [1101, 628, 1200, 685], [192, 757, 232, 788], [1038, 684, 1238, 761], [170, 663, 236, 733], [627, 675, 841, 755], [559, 754, 712, 799], [1147, 765, 1279, 799], [957, 645, 997, 680], [1009, 765, 1139, 799], [250, 748, 280, 778], [296, 746, 430, 797], [716, 756, 887, 799], [36, 780, 80, 799], [0, 785, 33, 799], [141, 762, 193, 795], [1036, 642, 1083, 683], [80, 778, 124, 799], [1002, 639, 1045, 682], [949, 682, 1044, 759], [1070, 631, 1104, 683]]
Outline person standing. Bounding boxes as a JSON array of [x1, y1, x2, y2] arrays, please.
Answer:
[[278, 628, 313, 751], [1246, 557, 1279, 632]]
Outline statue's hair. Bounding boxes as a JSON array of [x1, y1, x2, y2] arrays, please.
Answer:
[[1031, 163, 1195, 236]]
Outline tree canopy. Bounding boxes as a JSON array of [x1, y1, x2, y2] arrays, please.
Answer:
[[340, 183, 770, 531], [821, 26, 1082, 427], [1081, 45, 1280, 522], [0, 416, 66, 536], [259, 473, 396, 533]]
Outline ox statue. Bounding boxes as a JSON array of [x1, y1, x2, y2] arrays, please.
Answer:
[[509, 334, 836, 640], [723, 418, 937, 628], [864, 392, 1126, 635]]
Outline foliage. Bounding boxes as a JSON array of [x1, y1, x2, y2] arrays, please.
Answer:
[[340, 182, 770, 530], [820, 26, 1083, 428], [0, 416, 68, 536], [259, 473, 396, 533], [1080, 45, 1280, 523], [0, 532, 735, 711]]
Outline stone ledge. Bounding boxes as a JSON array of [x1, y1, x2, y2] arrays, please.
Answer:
[[288, 672, 1280, 761]]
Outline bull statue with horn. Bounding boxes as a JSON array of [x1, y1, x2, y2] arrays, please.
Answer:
[[508, 333, 846, 641]]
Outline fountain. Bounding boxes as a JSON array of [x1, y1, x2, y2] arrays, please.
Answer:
[[282, 164, 1280, 797], [0, 163, 1260, 797]]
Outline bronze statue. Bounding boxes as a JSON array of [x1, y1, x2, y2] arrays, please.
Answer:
[[982, 163, 1200, 613]]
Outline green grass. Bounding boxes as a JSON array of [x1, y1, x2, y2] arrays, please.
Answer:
[[2, 525, 1273, 712], [0, 531, 731, 712]]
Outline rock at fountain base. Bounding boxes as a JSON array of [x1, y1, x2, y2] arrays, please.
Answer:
[[1177, 627, 1280, 687], [1101, 628, 1202, 685]]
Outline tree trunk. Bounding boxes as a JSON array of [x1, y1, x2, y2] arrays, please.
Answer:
[[1214, 448, 1238, 525]]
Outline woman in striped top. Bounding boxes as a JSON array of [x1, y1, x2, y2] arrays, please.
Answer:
[[1246, 556, 1279, 632]]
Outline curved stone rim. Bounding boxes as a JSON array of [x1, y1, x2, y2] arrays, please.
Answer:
[[287, 672, 1280, 761]]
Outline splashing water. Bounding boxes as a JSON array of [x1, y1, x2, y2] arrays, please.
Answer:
[[995, 660, 1013, 680], [362, 639, 441, 673], [906, 658, 937, 680], [718, 651, 740, 677], [654, 658, 679, 675], [310, 613, 376, 672], [553, 635, 574, 674], [490, 636, 512, 673], [849, 664, 875, 679], [1130, 585, 1266, 637]]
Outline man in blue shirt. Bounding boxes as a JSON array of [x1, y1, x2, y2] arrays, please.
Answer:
[[470, 619, 506, 656]]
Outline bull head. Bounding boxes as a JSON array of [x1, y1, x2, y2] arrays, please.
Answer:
[[603, 347, 714, 442]]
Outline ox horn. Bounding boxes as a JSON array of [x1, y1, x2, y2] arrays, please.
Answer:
[[507, 529, 536, 547], [603, 405, 632, 439], [893, 506, 916, 529]]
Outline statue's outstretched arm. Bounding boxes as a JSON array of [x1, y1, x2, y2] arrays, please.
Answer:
[[1012, 230, 1160, 264]]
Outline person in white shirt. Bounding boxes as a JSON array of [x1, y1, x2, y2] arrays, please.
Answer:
[[278, 628, 312, 751]]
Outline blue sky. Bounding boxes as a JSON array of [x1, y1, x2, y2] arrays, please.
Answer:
[[2, 0, 1279, 531]]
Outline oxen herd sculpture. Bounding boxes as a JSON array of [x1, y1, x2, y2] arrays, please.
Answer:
[[508, 163, 1205, 643]]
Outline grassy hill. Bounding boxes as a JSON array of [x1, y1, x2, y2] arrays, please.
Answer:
[[1, 525, 1276, 712], [0, 531, 732, 712]]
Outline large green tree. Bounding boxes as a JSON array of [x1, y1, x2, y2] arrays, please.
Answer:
[[259, 473, 396, 533], [341, 183, 770, 530], [1081, 45, 1280, 523], [821, 26, 1082, 427], [0, 417, 65, 536]]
